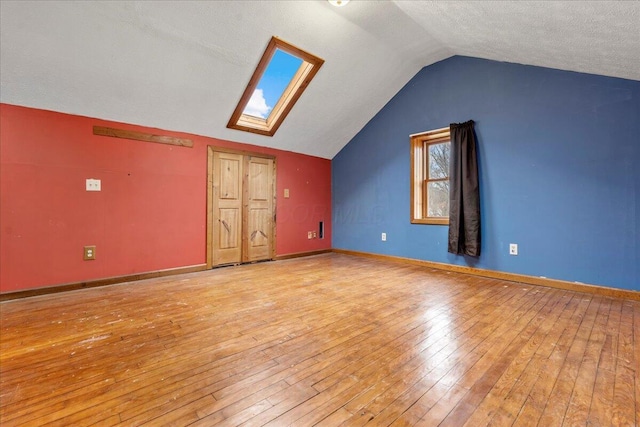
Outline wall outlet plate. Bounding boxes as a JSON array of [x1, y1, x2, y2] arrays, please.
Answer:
[[381, 232, 387, 241], [86, 179, 101, 191], [84, 245, 96, 260], [509, 243, 518, 255]]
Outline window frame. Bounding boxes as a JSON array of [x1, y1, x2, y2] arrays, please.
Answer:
[[227, 36, 324, 137], [410, 127, 451, 225]]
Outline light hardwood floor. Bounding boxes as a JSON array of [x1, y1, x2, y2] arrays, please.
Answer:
[[1, 253, 638, 426]]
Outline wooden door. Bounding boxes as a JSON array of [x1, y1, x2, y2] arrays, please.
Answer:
[[208, 148, 275, 267], [211, 151, 243, 266], [244, 156, 274, 262]]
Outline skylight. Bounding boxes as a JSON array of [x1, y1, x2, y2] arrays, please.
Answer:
[[242, 49, 303, 119], [227, 37, 324, 137]]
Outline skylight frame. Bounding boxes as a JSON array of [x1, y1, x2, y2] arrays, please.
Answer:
[[227, 36, 324, 137]]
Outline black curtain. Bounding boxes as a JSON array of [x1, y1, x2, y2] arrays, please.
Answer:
[[448, 120, 481, 256]]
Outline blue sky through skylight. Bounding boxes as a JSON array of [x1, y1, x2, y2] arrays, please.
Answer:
[[243, 49, 303, 119]]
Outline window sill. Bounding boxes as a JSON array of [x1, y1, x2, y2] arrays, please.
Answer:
[[411, 218, 449, 225]]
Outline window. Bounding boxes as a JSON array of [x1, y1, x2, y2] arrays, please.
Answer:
[[411, 127, 451, 225], [227, 37, 324, 136]]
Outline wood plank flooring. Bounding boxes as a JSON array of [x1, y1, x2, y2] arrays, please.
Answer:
[[1, 253, 638, 426]]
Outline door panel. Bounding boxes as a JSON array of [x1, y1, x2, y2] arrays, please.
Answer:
[[244, 157, 274, 262], [212, 152, 243, 266], [249, 209, 269, 247], [219, 158, 241, 199], [249, 161, 270, 201], [218, 209, 239, 249]]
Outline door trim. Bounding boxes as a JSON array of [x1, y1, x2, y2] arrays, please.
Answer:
[[206, 146, 277, 268]]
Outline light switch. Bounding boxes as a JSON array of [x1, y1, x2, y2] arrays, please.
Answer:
[[86, 179, 101, 192]]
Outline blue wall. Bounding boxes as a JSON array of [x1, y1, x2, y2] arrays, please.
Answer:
[[332, 56, 639, 291]]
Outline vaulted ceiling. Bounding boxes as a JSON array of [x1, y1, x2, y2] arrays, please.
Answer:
[[1, 1, 638, 159]]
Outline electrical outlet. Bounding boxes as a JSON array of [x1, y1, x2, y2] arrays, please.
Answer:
[[381, 232, 387, 241], [509, 243, 518, 256], [284, 188, 290, 198], [84, 245, 96, 260], [312, 231, 317, 238], [307, 231, 313, 239], [86, 179, 101, 192]]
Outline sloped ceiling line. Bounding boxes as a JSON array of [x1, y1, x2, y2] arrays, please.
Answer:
[[1, 1, 638, 159]]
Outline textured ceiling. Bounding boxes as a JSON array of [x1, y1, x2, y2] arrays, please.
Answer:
[[1, 1, 638, 159]]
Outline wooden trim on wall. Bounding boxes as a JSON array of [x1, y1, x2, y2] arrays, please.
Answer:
[[0, 264, 207, 302], [410, 127, 450, 138], [9, 250, 632, 302], [93, 126, 194, 148], [270, 157, 277, 261], [206, 147, 215, 269], [274, 249, 332, 261], [208, 146, 276, 160], [333, 249, 640, 301]]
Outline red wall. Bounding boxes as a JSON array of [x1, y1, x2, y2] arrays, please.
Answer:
[[0, 104, 331, 292]]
